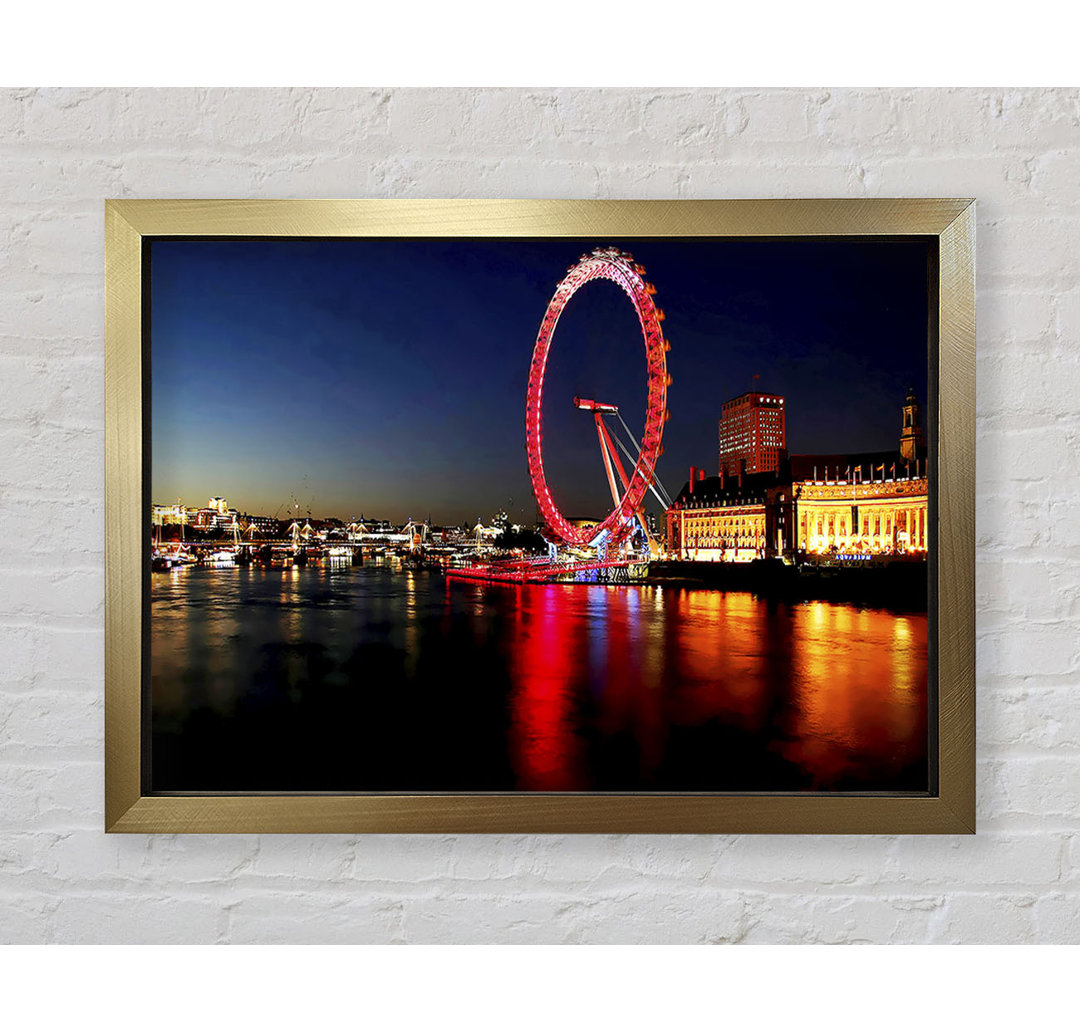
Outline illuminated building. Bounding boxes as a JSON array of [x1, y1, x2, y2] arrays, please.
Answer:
[[718, 391, 786, 476], [665, 468, 777, 563], [151, 502, 188, 526], [240, 514, 278, 536], [193, 503, 239, 529], [789, 456, 927, 556], [788, 391, 928, 557], [668, 391, 929, 562]]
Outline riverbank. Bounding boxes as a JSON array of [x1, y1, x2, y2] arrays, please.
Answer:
[[648, 558, 928, 610]]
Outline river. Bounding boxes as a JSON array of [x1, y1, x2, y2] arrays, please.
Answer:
[[150, 561, 929, 793]]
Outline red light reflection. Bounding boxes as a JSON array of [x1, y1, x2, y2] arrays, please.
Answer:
[[508, 585, 589, 790], [505, 584, 927, 791]]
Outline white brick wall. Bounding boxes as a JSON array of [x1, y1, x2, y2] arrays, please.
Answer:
[[1, 87, 1076, 944]]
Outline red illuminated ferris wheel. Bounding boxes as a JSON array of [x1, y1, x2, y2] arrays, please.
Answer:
[[525, 247, 670, 551]]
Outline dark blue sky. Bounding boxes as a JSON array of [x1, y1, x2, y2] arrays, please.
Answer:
[[150, 236, 929, 525]]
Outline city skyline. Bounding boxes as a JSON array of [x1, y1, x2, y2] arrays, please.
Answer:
[[150, 237, 930, 524]]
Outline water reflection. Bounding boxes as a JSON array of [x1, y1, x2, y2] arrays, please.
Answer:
[[509, 585, 588, 790], [151, 566, 927, 792]]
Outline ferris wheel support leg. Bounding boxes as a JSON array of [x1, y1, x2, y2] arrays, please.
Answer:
[[596, 417, 630, 496], [596, 417, 659, 558], [595, 415, 622, 512]]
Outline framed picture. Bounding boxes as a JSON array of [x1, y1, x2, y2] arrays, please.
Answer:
[[105, 199, 974, 833]]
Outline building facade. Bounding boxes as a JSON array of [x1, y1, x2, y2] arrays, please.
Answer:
[[665, 464, 928, 563], [669, 392, 929, 563], [151, 502, 188, 526], [718, 391, 787, 476], [240, 514, 279, 537], [791, 469, 928, 556], [192, 497, 239, 529], [665, 470, 778, 563]]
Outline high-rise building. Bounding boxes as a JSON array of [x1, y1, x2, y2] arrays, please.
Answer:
[[718, 391, 787, 476]]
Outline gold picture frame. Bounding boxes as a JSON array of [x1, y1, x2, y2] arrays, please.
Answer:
[[105, 198, 974, 833]]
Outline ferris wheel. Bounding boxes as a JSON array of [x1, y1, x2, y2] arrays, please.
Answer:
[[525, 247, 671, 551]]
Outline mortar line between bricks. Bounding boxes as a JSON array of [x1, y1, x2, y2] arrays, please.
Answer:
[[0, 883, 1066, 901]]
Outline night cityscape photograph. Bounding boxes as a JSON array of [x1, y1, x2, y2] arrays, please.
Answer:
[[149, 234, 931, 794]]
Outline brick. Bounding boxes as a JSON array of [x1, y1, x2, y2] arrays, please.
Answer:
[[468, 91, 565, 159], [815, 89, 908, 149], [1033, 893, 1080, 942], [0, 354, 102, 427], [0, 691, 101, 756], [552, 889, 751, 944], [978, 760, 1080, 827], [386, 89, 479, 152], [979, 289, 1054, 345], [936, 894, 1038, 943], [0, 762, 102, 830], [978, 626, 1077, 679], [0, 569, 104, 620], [740, 892, 945, 944], [990, 89, 1080, 149], [716, 836, 897, 887], [0, 496, 103, 563], [47, 891, 227, 944], [890, 833, 1062, 886], [981, 685, 1080, 751], [18, 88, 120, 146], [739, 89, 817, 144], [253, 834, 452, 884], [400, 892, 566, 944], [640, 93, 749, 156], [30, 625, 104, 682], [228, 892, 406, 944]]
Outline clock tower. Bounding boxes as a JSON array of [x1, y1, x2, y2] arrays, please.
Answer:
[[900, 388, 925, 461]]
